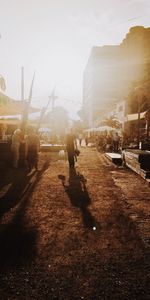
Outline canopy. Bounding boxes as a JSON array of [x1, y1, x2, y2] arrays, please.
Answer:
[[38, 127, 52, 132], [0, 91, 41, 116], [126, 111, 146, 122], [95, 125, 116, 132], [84, 128, 97, 132]]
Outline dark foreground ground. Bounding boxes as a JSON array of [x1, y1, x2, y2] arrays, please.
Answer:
[[0, 148, 150, 300]]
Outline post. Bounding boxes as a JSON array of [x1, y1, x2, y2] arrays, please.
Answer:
[[137, 109, 140, 146], [36, 95, 53, 132], [146, 108, 150, 140], [137, 94, 142, 147], [21, 67, 24, 102], [21, 72, 35, 133], [51, 86, 57, 111], [28, 71, 35, 102]]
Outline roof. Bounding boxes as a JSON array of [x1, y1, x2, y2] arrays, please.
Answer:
[[0, 91, 40, 116]]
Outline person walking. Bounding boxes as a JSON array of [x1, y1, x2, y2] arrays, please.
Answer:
[[112, 132, 120, 152], [11, 128, 22, 168], [66, 129, 78, 168], [85, 135, 88, 147], [78, 133, 83, 147], [26, 129, 40, 171]]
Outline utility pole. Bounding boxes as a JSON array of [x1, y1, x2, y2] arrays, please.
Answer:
[[51, 86, 57, 111], [21, 66, 24, 102], [36, 87, 58, 132], [36, 96, 52, 132], [137, 103, 141, 146], [146, 105, 150, 140], [137, 95, 147, 146], [21, 71, 35, 133]]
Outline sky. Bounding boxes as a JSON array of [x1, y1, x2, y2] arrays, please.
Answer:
[[0, 0, 150, 119]]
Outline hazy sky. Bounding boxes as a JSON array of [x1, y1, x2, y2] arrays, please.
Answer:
[[0, 0, 150, 118]]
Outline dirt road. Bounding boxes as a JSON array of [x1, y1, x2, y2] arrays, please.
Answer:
[[0, 148, 149, 299]]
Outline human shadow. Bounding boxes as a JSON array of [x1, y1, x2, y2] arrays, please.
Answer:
[[0, 160, 50, 268], [0, 168, 36, 219], [0, 209, 37, 268], [58, 168, 96, 229], [0, 160, 50, 219]]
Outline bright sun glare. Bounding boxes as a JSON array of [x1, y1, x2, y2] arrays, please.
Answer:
[[36, 47, 81, 88], [32, 46, 82, 116]]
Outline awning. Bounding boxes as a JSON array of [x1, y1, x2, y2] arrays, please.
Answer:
[[0, 119, 20, 125], [126, 111, 146, 122], [39, 127, 52, 132], [0, 91, 41, 116], [95, 125, 116, 132], [84, 128, 97, 132]]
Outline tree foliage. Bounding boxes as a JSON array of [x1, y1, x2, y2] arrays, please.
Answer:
[[44, 106, 69, 135], [127, 62, 150, 114], [0, 75, 6, 92], [103, 115, 121, 129]]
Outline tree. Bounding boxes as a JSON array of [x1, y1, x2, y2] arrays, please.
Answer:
[[0, 75, 6, 91], [0, 75, 7, 105], [72, 120, 84, 135], [103, 115, 121, 129], [127, 61, 150, 114], [45, 106, 69, 135], [126, 62, 150, 142]]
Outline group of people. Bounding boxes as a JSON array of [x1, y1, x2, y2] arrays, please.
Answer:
[[96, 131, 120, 152], [10, 127, 81, 170], [10, 126, 121, 172], [11, 128, 40, 171]]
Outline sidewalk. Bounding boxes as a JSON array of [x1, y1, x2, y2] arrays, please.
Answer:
[[0, 147, 149, 299]]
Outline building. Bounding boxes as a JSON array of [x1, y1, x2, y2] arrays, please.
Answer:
[[82, 26, 150, 127]]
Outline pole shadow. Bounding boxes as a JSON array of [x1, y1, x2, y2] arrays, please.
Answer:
[[58, 168, 96, 229]]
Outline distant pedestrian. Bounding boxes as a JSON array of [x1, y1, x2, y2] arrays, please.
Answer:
[[78, 133, 83, 147], [66, 129, 78, 168], [106, 134, 112, 151], [11, 128, 22, 168], [85, 136, 88, 147], [112, 132, 120, 152], [26, 129, 40, 171]]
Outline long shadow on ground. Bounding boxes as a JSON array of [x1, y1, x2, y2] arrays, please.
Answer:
[[0, 168, 36, 219], [58, 167, 96, 229], [0, 160, 50, 268]]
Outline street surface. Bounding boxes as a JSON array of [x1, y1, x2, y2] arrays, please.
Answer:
[[0, 147, 150, 299]]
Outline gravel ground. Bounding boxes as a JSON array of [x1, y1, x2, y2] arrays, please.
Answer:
[[0, 148, 149, 300]]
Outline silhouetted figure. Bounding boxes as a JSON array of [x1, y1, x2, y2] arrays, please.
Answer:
[[11, 128, 22, 168], [66, 129, 78, 168], [112, 132, 120, 152], [85, 136, 88, 146], [78, 133, 83, 146], [26, 129, 40, 171], [106, 134, 112, 151]]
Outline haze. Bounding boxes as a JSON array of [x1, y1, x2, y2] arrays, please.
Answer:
[[0, 0, 149, 118]]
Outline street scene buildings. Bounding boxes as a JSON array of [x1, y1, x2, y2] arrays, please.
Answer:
[[0, 5, 150, 299], [83, 26, 150, 138]]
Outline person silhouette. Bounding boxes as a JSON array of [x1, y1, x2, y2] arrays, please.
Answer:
[[66, 128, 78, 168]]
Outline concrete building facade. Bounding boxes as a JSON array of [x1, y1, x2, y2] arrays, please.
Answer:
[[82, 26, 150, 128]]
